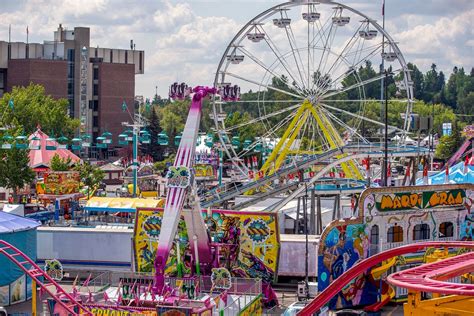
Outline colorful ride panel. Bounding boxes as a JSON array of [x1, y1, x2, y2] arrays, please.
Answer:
[[133, 208, 280, 283]]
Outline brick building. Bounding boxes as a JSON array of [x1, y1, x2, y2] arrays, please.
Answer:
[[0, 25, 144, 158]]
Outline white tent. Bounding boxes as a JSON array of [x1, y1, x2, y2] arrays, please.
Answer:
[[2, 204, 24, 217]]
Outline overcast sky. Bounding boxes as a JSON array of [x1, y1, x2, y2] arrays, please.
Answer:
[[1, 0, 473, 98]]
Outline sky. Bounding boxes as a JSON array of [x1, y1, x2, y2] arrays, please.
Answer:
[[0, 0, 473, 99]]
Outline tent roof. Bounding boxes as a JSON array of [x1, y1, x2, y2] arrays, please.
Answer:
[[28, 129, 81, 168], [0, 211, 40, 233], [99, 163, 124, 172]]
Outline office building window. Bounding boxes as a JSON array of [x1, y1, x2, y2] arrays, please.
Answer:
[[413, 223, 430, 241], [125, 51, 128, 64], [93, 68, 99, 80], [93, 84, 99, 96], [93, 116, 99, 127], [110, 50, 113, 63], [139, 51, 143, 72]]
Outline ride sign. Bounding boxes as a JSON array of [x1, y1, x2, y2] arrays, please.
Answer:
[[166, 166, 191, 188], [375, 189, 466, 212]]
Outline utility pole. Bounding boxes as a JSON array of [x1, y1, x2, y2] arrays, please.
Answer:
[[384, 70, 389, 187]]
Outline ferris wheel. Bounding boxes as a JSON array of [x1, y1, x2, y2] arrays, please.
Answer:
[[212, 1, 413, 178]]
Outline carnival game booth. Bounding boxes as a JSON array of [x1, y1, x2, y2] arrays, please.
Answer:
[[123, 164, 159, 198], [0, 212, 40, 306], [314, 183, 474, 313], [36, 171, 84, 221]]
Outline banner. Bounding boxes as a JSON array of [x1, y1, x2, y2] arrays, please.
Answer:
[[375, 189, 466, 212], [37, 172, 80, 195]]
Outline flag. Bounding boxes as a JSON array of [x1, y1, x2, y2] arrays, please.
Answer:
[[445, 164, 449, 184], [82, 273, 92, 287], [423, 164, 429, 185], [386, 163, 392, 186], [221, 290, 228, 305], [8, 98, 14, 111], [465, 156, 469, 174], [405, 163, 411, 186], [103, 290, 110, 302]]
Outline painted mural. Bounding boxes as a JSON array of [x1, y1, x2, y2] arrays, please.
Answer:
[[318, 184, 474, 309], [317, 222, 377, 309], [133, 208, 280, 283]]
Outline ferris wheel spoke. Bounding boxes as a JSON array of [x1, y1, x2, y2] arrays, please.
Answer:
[[257, 25, 306, 93], [319, 106, 370, 144], [283, 11, 309, 89], [224, 102, 302, 132], [319, 102, 406, 132], [319, 42, 385, 96], [321, 71, 393, 100], [231, 99, 303, 104], [309, 12, 332, 50], [312, 24, 334, 92], [237, 47, 304, 96], [224, 71, 305, 99], [321, 23, 364, 84]]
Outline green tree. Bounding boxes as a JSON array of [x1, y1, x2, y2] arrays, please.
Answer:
[[49, 154, 73, 171], [74, 162, 104, 198], [457, 92, 474, 123], [142, 108, 164, 161], [0, 147, 35, 202], [0, 84, 80, 137], [435, 120, 463, 159]]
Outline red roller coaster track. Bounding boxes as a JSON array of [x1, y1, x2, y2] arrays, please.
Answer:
[[387, 251, 474, 295], [297, 241, 474, 316], [0, 240, 92, 316]]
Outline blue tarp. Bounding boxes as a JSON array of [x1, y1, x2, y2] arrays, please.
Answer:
[[0, 211, 40, 233], [417, 161, 474, 185]]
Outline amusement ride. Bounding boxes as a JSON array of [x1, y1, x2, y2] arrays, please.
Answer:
[[0, 1, 473, 316]]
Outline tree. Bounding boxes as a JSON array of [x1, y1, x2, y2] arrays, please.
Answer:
[[457, 92, 474, 123], [0, 84, 80, 137], [49, 154, 73, 171], [435, 120, 463, 160], [408, 63, 424, 100], [0, 147, 35, 202], [74, 163, 104, 198], [142, 108, 164, 161]]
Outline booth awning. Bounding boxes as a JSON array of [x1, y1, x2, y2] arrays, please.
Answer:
[[0, 211, 40, 233], [85, 197, 163, 213]]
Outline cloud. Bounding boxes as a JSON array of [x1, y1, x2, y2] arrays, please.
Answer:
[[394, 9, 474, 72], [0, 0, 472, 98]]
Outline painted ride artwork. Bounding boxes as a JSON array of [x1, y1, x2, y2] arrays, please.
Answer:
[[0, 1, 472, 316]]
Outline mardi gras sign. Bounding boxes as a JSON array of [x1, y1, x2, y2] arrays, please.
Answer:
[[37, 172, 80, 195], [166, 166, 190, 188], [376, 189, 465, 212]]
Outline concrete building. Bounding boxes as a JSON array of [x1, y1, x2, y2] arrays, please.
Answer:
[[0, 25, 144, 158]]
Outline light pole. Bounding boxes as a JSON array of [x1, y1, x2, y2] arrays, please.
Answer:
[[383, 70, 389, 187], [122, 100, 144, 198]]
